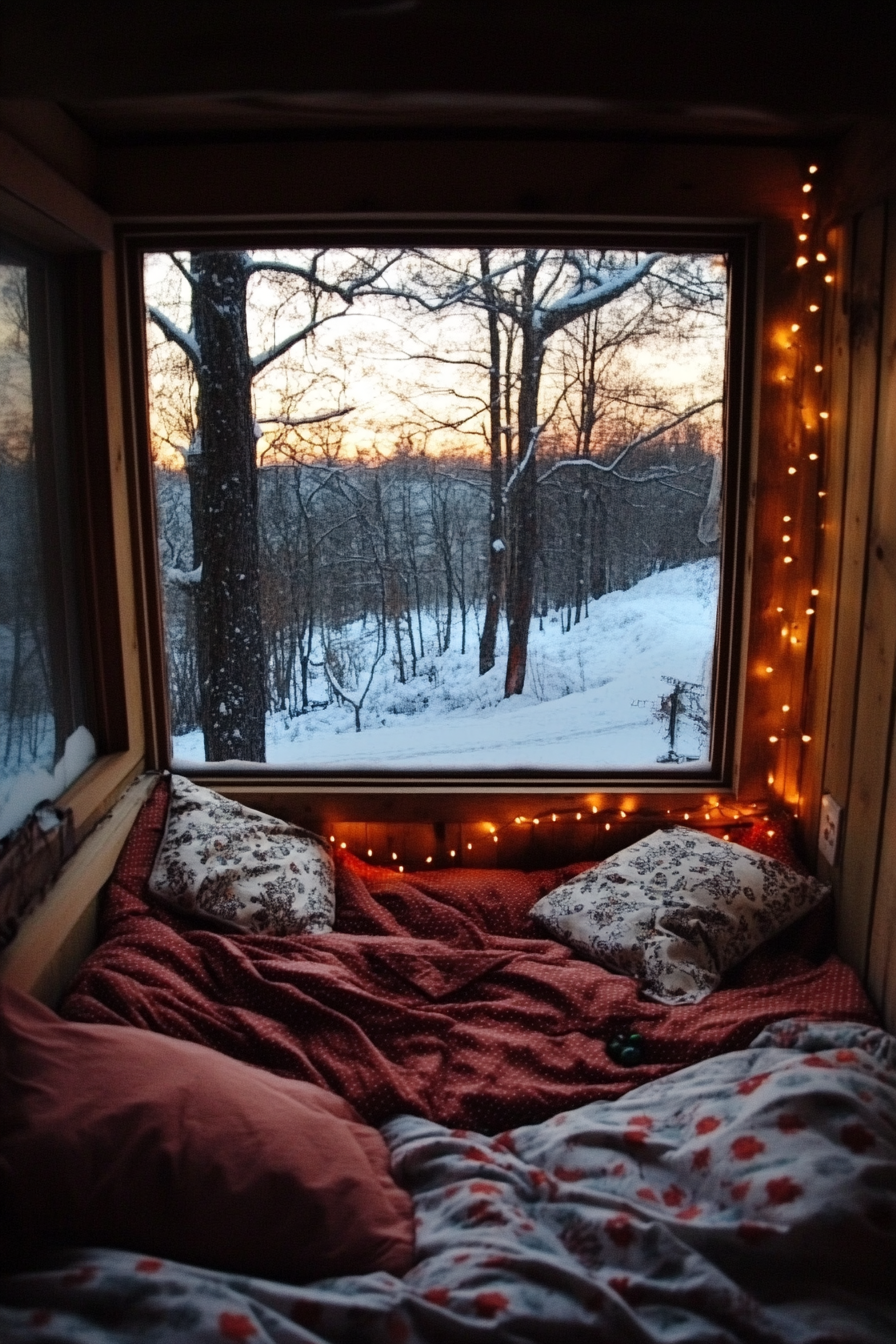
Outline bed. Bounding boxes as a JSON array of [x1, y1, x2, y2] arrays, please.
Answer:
[[1, 778, 894, 1342]]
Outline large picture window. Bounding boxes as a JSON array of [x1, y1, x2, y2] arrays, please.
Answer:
[[0, 240, 96, 838], [143, 239, 747, 780]]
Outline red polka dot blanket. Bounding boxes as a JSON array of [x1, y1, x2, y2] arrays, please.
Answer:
[[61, 780, 876, 1132], [2, 1020, 894, 1341]]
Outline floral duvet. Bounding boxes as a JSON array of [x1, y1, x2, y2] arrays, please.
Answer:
[[2, 1018, 895, 1343]]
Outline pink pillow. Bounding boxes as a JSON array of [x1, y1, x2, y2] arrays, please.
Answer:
[[0, 986, 413, 1281]]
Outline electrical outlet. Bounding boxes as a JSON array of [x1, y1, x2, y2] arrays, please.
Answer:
[[818, 793, 843, 866]]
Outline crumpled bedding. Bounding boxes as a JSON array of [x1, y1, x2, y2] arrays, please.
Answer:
[[60, 782, 877, 1133], [2, 1018, 894, 1343]]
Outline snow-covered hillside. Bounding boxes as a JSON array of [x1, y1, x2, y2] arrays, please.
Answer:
[[174, 558, 718, 771]]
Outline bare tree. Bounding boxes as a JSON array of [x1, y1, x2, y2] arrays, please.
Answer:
[[146, 248, 396, 760]]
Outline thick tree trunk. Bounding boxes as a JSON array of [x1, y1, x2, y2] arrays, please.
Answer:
[[504, 261, 543, 697], [478, 248, 505, 676], [190, 251, 267, 762]]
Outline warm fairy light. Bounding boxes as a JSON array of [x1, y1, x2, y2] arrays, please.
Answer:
[[808, 304, 819, 313], [819, 411, 829, 419], [329, 835, 335, 842], [788, 466, 797, 475], [815, 252, 826, 261], [818, 490, 827, 497], [781, 626, 789, 636], [806, 607, 815, 615], [783, 534, 791, 542], [551, 813, 557, 822], [768, 773, 775, 785], [808, 453, 818, 461], [824, 274, 834, 283], [426, 855, 432, 863], [798, 232, 808, 242], [766, 665, 773, 673], [533, 819, 539, 826], [783, 556, 793, 564], [340, 841, 347, 849], [815, 363, 823, 372], [605, 822, 611, 831], [769, 735, 779, 743], [802, 183, 812, 193], [493, 835, 499, 843], [392, 851, 398, 860], [592, 806, 598, 814], [724, 833, 730, 840], [801, 211, 810, 220], [802, 734, 812, 743], [782, 704, 790, 712], [488, 824, 496, 833], [399, 865, 404, 873], [791, 323, 800, 332], [783, 514, 791, 522], [367, 848, 373, 856], [808, 164, 818, 174], [620, 810, 627, 818], [777, 605, 784, 612], [576, 812, 582, 820], [450, 849, 456, 857], [705, 812, 710, 820], [791, 636, 798, 644], [811, 587, 819, 595], [767, 829, 776, 838], [796, 257, 808, 268], [467, 842, 473, 849]]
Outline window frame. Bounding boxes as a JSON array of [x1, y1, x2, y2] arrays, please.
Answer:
[[121, 220, 759, 799], [0, 132, 145, 847]]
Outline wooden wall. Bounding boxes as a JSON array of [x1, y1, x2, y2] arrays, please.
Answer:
[[804, 190, 896, 1031]]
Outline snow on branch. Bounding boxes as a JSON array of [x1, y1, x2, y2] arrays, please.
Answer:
[[502, 423, 544, 503], [251, 317, 334, 374], [258, 407, 355, 428], [146, 305, 200, 367], [536, 253, 664, 337], [537, 398, 722, 485]]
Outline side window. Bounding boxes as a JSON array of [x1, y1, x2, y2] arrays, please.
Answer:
[[0, 240, 95, 839]]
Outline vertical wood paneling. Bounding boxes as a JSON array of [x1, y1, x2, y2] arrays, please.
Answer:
[[868, 724, 896, 1028], [800, 225, 853, 851], [840, 201, 896, 984], [821, 204, 886, 971]]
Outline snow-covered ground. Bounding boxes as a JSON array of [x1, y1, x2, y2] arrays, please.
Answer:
[[175, 558, 719, 771]]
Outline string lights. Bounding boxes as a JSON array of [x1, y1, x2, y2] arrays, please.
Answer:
[[322, 163, 830, 876], [327, 797, 778, 870], [765, 158, 831, 809]]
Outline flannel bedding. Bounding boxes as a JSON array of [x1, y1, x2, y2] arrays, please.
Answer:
[[2, 1018, 895, 1343], [60, 781, 877, 1132]]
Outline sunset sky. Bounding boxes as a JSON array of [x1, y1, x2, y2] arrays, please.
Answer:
[[144, 248, 728, 469]]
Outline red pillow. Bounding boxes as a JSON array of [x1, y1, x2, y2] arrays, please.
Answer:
[[0, 986, 413, 1282]]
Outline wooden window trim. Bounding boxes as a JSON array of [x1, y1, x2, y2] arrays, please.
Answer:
[[120, 218, 761, 812]]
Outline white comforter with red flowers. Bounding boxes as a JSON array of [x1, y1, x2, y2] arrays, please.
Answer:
[[2, 1018, 895, 1343]]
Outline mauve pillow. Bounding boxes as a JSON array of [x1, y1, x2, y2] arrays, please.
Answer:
[[0, 986, 413, 1282]]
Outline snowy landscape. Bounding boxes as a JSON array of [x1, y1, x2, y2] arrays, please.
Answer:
[[174, 558, 718, 771]]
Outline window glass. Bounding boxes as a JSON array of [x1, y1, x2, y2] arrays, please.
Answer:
[[145, 247, 728, 773], [0, 246, 94, 838]]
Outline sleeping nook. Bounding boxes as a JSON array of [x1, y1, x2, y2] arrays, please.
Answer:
[[1, 5, 896, 1339]]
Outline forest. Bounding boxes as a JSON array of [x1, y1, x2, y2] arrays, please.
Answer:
[[145, 247, 728, 767]]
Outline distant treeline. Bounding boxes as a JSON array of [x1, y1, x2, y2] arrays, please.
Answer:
[[156, 428, 719, 736]]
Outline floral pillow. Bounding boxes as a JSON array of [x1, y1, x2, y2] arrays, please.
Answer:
[[148, 775, 335, 935], [528, 826, 829, 1004]]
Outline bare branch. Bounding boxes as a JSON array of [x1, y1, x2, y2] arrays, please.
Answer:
[[258, 407, 355, 428], [537, 398, 722, 484], [251, 316, 334, 374], [147, 305, 200, 367]]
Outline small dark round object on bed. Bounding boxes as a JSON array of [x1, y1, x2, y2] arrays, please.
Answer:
[[620, 1045, 643, 1066]]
